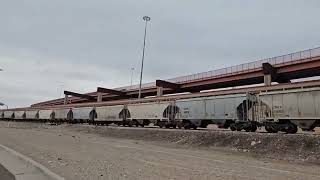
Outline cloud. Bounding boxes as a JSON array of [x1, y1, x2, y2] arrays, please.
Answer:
[[0, 0, 320, 107], [0, 53, 136, 107]]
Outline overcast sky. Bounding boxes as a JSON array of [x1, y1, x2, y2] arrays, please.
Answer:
[[0, 0, 320, 108]]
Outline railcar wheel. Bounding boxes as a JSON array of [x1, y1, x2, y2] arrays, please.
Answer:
[[184, 122, 191, 129], [200, 121, 209, 128], [236, 125, 242, 131], [286, 123, 298, 134], [158, 122, 164, 128], [291, 124, 298, 134], [230, 123, 236, 131], [265, 123, 278, 133], [265, 125, 271, 133], [251, 124, 258, 132]]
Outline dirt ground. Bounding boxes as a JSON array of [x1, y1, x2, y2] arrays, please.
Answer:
[[0, 122, 319, 180], [69, 124, 320, 163], [0, 163, 15, 180]]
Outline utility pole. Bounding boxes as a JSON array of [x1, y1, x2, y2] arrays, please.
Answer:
[[138, 16, 151, 99], [130, 67, 135, 87]]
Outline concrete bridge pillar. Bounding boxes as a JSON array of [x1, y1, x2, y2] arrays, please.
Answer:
[[264, 74, 272, 86], [157, 87, 163, 96], [64, 95, 68, 105], [262, 63, 276, 86], [97, 92, 103, 102]]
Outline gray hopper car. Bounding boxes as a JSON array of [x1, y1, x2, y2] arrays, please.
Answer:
[[257, 87, 320, 133], [175, 93, 258, 131]]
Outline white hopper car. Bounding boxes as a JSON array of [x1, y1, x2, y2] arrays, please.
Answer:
[[14, 111, 26, 120], [51, 108, 71, 123], [2, 111, 14, 119], [127, 101, 178, 127], [25, 110, 39, 121], [93, 105, 127, 125], [39, 109, 53, 122], [69, 107, 94, 123]]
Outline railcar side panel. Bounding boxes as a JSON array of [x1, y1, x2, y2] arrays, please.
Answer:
[[72, 107, 93, 120], [213, 98, 226, 119], [25, 110, 39, 120], [258, 94, 273, 119], [14, 111, 25, 120], [176, 94, 247, 121], [127, 102, 172, 121], [4, 111, 14, 119], [95, 105, 124, 122], [54, 109, 69, 120], [282, 93, 299, 117], [176, 98, 205, 120], [315, 92, 320, 117], [39, 110, 53, 120], [298, 92, 316, 117]]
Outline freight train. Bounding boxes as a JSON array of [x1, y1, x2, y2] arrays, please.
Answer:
[[1, 82, 320, 134]]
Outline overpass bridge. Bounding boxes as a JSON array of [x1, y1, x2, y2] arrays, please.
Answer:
[[32, 47, 320, 107]]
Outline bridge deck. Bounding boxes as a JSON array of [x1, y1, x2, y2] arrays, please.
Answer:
[[32, 47, 320, 107]]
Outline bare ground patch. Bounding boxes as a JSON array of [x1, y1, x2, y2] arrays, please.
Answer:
[[1, 121, 320, 164]]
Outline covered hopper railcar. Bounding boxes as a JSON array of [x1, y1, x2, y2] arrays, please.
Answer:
[[175, 93, 258, 131], [14, 111, 26, 121], [38, 109, 54, 122], [68, 107, 94, 124], [93, 105, 127, 126], [3, 111, 14, 120], [2, 85, 320, 134], [257, 87, 320, 133], [25, 110, 39, 121], [126, 101, 179, 128], [51, 108, 72, 123]]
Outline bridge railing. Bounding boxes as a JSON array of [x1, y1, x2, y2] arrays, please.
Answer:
[[119, 47, 320, 91]]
